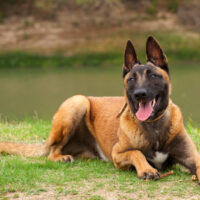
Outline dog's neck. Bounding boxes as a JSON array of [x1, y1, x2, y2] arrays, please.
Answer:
[[120, 102, 172, 147]]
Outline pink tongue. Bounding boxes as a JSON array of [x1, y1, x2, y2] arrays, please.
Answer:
[[136, 101, 153, 121]]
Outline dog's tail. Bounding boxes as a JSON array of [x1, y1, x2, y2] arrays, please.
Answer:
[[0, 141, 49, 157]]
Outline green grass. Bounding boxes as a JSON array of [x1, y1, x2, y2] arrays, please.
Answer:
[[0, 52, 122, 69], [0, 120, 200, 199]]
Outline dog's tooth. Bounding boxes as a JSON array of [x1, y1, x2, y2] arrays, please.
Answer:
[[152, 99, 156, 107]]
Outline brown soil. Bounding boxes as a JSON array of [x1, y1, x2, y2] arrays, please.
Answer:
[[0, 0, 198, 54], [3, 181, 200, 200]]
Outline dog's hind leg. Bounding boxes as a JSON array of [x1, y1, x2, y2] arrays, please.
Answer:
[[46, 95, 90, 162], [168, 131, 200, 184]]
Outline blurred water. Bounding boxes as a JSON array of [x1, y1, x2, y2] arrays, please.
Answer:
[[0, 62, 199, 124]]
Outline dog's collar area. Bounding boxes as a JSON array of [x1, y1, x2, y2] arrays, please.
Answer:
[[116, 102, 127, 118], [144, 110, 166, 123]]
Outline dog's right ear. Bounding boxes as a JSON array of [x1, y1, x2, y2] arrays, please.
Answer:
[[146, 36, 169, 74], [123, 40, 139, 78]]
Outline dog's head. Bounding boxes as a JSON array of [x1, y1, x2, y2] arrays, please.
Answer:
[[123, 36, 171, 122]]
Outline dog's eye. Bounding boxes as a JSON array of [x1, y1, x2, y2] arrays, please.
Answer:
[[150, 74, 161, 79], [127, 77, 135, 83], [150, 74, 157, 78]]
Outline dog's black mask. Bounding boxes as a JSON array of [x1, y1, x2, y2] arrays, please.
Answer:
[[123, 36, 171, 122]]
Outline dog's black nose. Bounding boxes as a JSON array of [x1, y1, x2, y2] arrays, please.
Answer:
[[134, 89, 147, 100]]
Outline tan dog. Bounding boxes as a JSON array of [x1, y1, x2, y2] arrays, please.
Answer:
[[1, 36, 200, 183]]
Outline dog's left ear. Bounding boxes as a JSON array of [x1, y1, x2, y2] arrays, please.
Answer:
[[123, 40, 139, 78], [146, 36, 169, 74]]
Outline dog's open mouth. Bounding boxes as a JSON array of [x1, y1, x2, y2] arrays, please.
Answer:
[[136, 95, 159, 121]]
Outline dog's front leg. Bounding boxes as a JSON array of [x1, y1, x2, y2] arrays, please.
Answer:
[[112, 143, 160, 180]]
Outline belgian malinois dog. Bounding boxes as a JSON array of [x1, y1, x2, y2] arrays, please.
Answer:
[[1, 36, 200, 183]]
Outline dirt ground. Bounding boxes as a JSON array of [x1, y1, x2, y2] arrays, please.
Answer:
[[0, 0, 198, 54], [3, 183, 200, 200]]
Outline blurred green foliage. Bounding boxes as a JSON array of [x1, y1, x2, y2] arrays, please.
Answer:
[[146, 0, 158, 15], [0, 52, 122, 69], [167, 0, 179, 13]]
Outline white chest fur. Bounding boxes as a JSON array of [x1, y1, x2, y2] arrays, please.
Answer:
[[96, 143, 109, 161], [148, 152, 168, 169]]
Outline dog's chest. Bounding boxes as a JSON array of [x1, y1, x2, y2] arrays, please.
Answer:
[[141, 122, 169, 169], [148, 151, 168, 169]]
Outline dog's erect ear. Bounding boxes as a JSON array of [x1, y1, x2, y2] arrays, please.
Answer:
[[123, 40, 139, 78], [146, 36, 169, 74]]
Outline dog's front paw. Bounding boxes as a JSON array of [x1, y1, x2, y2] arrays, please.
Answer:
[[48, 154, 74, 162], [138, 167, 160, 180]]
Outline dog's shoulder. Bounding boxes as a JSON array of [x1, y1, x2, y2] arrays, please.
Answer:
[[166, 99, 187, 144], [119, 106, 148, 148], [168, 100, 184, 133], [120, 106, 140, 134]]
